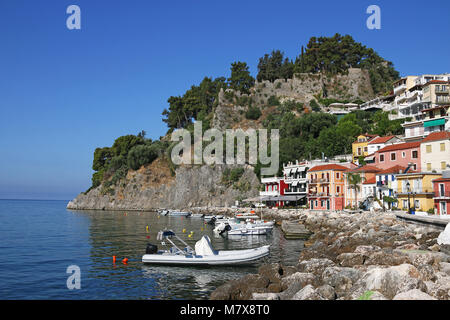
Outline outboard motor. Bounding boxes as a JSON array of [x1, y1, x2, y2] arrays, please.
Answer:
[[146, 243, 158, 254], [207, 217, 217, 225]]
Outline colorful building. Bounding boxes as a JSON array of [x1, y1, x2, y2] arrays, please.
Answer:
[[352, 134, 378, 163], [375, 141, 421, 171], [375, 165, 408, 209], [395, 172, 442, 213], [420, 131, 450, 173], [344, 165, 381, 208], [367, 135, 401, 157], [307, 164, 348, 211], [433, 171, 450, 215]]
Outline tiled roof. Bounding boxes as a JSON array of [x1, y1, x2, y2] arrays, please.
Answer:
[[423, 80, 450, 86], [421, 131, 450, 143], [308, 164, 349, 172], [350, 165, 382, 173], [376, 165, 408, 175], [368, 135, 395, 145], [363, 177, 376, 184], [377, 141, 421, 153]]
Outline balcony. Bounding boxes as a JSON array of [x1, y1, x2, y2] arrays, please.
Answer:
[[396, 188, 435, 196], [260, 191, 279, 197], [435, 87, 449, 94], [434, 191, 450, 199], [261, 177, 280, 184]]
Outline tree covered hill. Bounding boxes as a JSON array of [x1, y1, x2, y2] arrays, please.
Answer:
[[86, 34, 404, 192]]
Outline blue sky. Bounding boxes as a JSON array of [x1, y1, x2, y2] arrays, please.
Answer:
[[1, 0, 449, 200]]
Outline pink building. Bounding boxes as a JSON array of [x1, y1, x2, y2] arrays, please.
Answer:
[[374, 141, 421, 171], [433, 172, 450, 215]]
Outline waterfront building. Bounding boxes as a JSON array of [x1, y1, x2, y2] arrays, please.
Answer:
[[395, 172, 442, 213], [307, 164, 348, 211], [365, 135, 402, 163], [432, 171, 450, 215], [375, 165, 409, 209], [420, 131, 450, 173], [374, 141, 421, 171], [352, 134, 378, 164], [344, 165, 381, 208]]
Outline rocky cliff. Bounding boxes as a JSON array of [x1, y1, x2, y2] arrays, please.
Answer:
[[67, 158, 260, 210]]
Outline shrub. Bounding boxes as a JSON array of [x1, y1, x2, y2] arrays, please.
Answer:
[[245, 106, 262, 120], [127, 144, 159, 170]]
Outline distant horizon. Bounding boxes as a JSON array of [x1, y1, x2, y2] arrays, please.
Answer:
[[1, 0, 450, 200]]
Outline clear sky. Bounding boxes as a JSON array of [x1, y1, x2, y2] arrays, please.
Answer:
[[1, 0, 449, 200]]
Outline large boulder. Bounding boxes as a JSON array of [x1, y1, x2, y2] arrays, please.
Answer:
[[321, 267, 362, 297], [350, 264, 426, 299], [291, 285, 324, 300], [437, 224, 450, 245], [393, 289, 437, 300], [280, 272, 319, 291], [297, 258, 336, 276]]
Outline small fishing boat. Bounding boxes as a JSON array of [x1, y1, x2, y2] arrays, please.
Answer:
[[189, 213, 205, 219], [142, 230, 270, 266], [203, 215, 224, 224], [214, 222, 273, 236], [167, 211, 192, 217], [158, 209, 170, 216]]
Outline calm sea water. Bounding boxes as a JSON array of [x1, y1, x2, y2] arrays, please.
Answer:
[[0, 199, 304, 300]]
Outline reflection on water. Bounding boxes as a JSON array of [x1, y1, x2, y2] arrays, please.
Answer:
[[78, 209, 304, 299], [0, 200, 304, 300]]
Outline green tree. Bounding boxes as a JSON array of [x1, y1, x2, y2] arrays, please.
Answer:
[[228, 61, 255, 94], [347, 172, 364, 210]]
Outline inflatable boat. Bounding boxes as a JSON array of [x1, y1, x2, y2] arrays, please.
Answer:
[[142, 230, 270, 266]]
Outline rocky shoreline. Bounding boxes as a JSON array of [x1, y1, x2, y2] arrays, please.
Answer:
[[210, 210, 450, 300]]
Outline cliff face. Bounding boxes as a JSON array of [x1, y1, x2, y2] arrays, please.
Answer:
[[67, 158, 260, 210], [68, 68, 373, 210], [212, 68, 374, 130]]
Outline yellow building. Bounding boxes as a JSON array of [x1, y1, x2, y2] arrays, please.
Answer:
[[396, 172, 442, 213], [352, 134, 378, 163]]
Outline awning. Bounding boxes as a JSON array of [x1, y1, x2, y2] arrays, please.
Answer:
[[284, 168, 292, 175], [261, 195, 306, 202], [424, 118, 446, 128], [292, 181, 299, 187]]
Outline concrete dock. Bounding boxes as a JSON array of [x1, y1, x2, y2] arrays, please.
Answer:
[[281, 220, 313, 240], [395, 212, 449, 229]]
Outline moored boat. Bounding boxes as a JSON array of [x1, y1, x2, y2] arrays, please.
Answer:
[[142, 230, 270, 266]]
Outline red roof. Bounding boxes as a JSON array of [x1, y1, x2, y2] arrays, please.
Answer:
[[308, 164, 349, 172], [421, 131, 450, 143], [377, 141, 421, 153], [423, 80, 450, 86], [350, 165, 382, 173], [363, 177, 376, 185], [376, 165, 408, 175], [368, 135, 396, 145]]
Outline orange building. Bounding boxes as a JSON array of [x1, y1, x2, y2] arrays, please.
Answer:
[[307, 164, 349, 211]]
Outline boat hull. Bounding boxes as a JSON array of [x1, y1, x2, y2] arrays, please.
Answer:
[[142, 246, 270, 266]]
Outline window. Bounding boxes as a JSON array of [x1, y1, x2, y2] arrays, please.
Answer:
[[427, 163, 432, 171], [412, 164, 417, 171], [336, 172, 340, 179], [442, 162, 447, 170], [391, 153, 396, 161], [403, 200, 408, 209], [426, 145, 432, 153], [441, 143, 446, 152], [358, 147, 362, 156], [364, 147, 368, 152], [380, 154, 385, 162], [415, 200, 420, 209], [336, 186, 340, 193], [412, 151, 418, 159], [402, 152, 406, 158]]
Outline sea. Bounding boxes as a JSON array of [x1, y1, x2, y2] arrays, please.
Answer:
[[0, 199, 305, 300]]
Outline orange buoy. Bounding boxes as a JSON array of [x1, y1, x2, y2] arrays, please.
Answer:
[[122, 258, 128, 264], [113, 256, 116, 263]]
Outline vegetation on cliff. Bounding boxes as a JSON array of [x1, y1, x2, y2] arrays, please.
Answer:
[[86, 34, 404, 190]]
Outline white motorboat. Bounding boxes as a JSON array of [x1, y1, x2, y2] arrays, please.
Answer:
[[141, 230, 270, 266], [167, 211, 191, 217], [214, 222, 273, 236], [158, 209, 169, 216], [189, 213, 205, 219], [203, 215, 224, 224], [235, 213, 260, 220], [215, 217, 275, 228]]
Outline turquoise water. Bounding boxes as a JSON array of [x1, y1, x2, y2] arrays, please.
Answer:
[[0, 200, 304, 300]]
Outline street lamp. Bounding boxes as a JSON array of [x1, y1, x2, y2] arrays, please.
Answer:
[[406, 181, 412, 214]]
